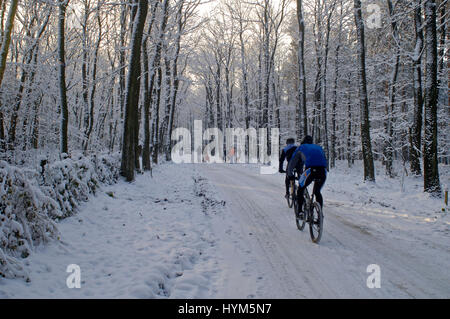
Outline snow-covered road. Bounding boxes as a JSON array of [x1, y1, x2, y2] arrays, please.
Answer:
[[201, 164, 450, 298], [1, 163, 449, 298]]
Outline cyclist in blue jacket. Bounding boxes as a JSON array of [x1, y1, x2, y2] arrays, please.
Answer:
[[287, 135, 327, 214], [279, 138, 298, 198]]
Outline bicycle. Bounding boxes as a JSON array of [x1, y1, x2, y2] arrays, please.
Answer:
[[293, 175, 324, 244]]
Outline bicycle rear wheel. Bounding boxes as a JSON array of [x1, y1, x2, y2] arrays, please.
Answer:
[[309, 202, 323, 244], [287, 192, 294, 208], [286, 181, 295, 208]]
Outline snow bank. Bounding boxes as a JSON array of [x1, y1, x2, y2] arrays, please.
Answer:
[[326, 161, 450, 238], [0, 163, 230, 298], [41, 155, 119, 219], [0, 154, 120, 280]]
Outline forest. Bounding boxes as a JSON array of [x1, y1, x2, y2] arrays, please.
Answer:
[[0, 0, 447, 192]]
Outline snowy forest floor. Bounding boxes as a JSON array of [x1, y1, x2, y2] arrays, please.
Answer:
[[1, 161, 449, 298]]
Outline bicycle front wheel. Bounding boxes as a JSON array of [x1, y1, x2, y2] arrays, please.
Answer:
[[309, 202, 323, 244], [295, 192, 306, 232]]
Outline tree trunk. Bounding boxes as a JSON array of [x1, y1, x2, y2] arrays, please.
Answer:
[[437, 0, 447, 80], [0, 0, 18, 88], [166, 3, 183, 161], [296, 0, 308, 138], [216, 60, 223, 132], [384, 0, 400, 178], [150, 0, 169, 164], [118, 3, 128, 152], [0, 107, 4, 150], [58, 0, 69, 155], [161, 52, 172, 155], [0, 0, 19, 152], [239, 18, 250, 132], [83, 11, 102, 152], [121, 0, 148, 181], [331, 45, 340, 168], [354, 0, 375, 181], [423, 0, 441, 194], [347, 76, 353, 168], [142, 1, 159, 169], [81, 1, 90, 147], [410, 0, 424, 176], [152, 63, 163, 164], [142, 35, 151, 171], [321, 1, 336, 170]]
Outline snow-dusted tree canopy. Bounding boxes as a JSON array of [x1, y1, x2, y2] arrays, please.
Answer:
[[0, 0, 447, 178]]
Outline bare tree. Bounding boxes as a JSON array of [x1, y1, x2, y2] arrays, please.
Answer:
[[296, 0, 307, 138], [0, 0, 18, 88], [410, 0, 424, 176], [423, 0, 441, 194], [58, 0, 70, 154], [330, 0, 344, 169], [383, 0, 401, 178], [121, 0, 149, 181], [142, 0, 159, 170], [0, 0, 19, 150], [353, 0, 375, 181]]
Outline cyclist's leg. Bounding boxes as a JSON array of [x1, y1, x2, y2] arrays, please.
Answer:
[[312, 168, 327, 208], [285, 174, 290, 196], [297, 173, 314, 211]]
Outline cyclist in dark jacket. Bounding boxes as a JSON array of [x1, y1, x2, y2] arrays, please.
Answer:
[[279, 138, 298, 197], [287, 135, 327, 212]]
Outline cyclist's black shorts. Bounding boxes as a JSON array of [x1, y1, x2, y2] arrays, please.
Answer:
[[298, 166, 327, 208], [299, 167, 327, 194]]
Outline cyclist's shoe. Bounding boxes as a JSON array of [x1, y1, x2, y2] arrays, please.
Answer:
[[296, 211, 305, 220]]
